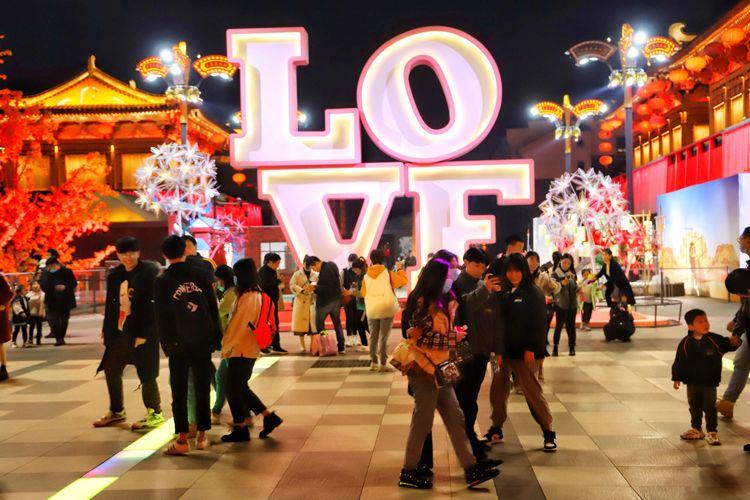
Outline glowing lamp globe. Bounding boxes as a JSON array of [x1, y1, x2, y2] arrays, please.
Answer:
[[636, 121, 651, 134], [648, 97, 667, 112], [636, 103, 652, 116], [721, 27, 746, 47], [668, 68, 690, 84], [598, 130, 612, 140], [615, 108, 626, 121], [599, 155, 613, 167], [598, 142, 613, 153], [685, 56, 707, 72], [649, 115, 667, 129], [232, 172, 247, 185]]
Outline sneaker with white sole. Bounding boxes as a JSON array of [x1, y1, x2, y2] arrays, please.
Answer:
[[369, 362, 379, 371], [706, 432, 721, 446], [379, 364, 394, 372], [680, 428, 705, 440], [93, 410, 127, 427], [131, 409, 165, 430], [716, 399, 734, 419]]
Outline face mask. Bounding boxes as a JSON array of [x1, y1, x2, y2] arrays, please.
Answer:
[[217, 284, 225, 293], [451, 268, 460, 281], [443, 278, 454, 294], [49, 267, 59, 273]]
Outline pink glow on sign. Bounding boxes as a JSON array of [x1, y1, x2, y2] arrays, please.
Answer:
[[357, 27, 502, 164], [227, 28, 361, 167]]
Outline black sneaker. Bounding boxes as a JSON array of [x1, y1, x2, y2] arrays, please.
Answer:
[[271, 347, 289, 355], [416, 463, 434, 477], [399, 468, 432, 489], [543, 430, 557, 452], [484, 426, 504, 444], [260, 348, 271, 355], [552, 345, 559, 356], [744, 443, 750, 452], [569, 346, 576, 356], [221, 426, 250, 442], [259, 411, 283, 438], [465, 463, 500, 488], [0, 365, 8, 382], [54, 340, 65, 346], [44, 334, 55, 338], [477, 458, 503, 469]]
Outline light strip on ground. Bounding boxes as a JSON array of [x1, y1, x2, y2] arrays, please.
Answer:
[[50, 356, 279, 500]]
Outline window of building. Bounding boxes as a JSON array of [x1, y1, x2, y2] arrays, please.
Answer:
[[121, 153, 151, 190], [713, 104, 726, 131], [64, 154, 108, 184], [651, 137, 661, 159], [642, 142, 650, 163], [260, 242, 290, 270], [18, 155, 51, 191], [672, 125, 682, 150], [661, 132, 670, 156], [634, 146, 641, 167], [730, 93, 744, 125], [693, 124, 710, 142]]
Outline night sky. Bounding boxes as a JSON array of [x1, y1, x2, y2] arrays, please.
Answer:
[[3, 0, 738, 164]]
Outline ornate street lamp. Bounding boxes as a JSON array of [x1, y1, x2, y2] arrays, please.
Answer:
[[136, 42, 237, 144], [567, 24, 679, 209], [530, 95, 608, 173]]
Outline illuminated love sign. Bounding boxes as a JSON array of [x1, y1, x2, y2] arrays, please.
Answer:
[[227, 26, 534, 274]]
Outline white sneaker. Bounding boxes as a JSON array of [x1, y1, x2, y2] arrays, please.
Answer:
[[369, 362, 379, 371], [706, 432, 721, 446], [379, 364, 394, 372]]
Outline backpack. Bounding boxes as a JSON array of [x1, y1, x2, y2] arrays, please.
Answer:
[[249, 292, 276, 349]]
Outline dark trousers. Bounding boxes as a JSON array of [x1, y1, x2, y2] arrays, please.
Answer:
[[344, 301, 357, 336], [271, 303, 282, 350], [226, 357, 267, 424], [103, 335, 161, 414], [581, 302, 594, 324], [28, 316, 44, 342], [168, 344, 212, 433], [553, 306, 577, 347], [316, 299, 345, 350], [12, 324, 28, 343], [454, 354, 489, 459], [47, 308, 71, 340], [687, 384, 717, 432], [356, 310, 369, 346]]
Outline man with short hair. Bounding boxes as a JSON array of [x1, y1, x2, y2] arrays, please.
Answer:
[[94, 237, 164, 430], [315, 259, 346, 353], [41, 256, 77, 346], [182, 235, 215, 284], [155, 235, 221, 455], [259, 253, 287, 354], [717, 228, 750, 419], [342, 253, 360, 348]]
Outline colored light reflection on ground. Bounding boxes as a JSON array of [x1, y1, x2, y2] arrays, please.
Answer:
[[49, 356, 279, 500]]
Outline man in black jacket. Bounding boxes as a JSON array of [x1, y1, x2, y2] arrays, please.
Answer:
[[259, 253, 287, 354], [452, 248, 493, 460], [314, 260, 345, 353], [41, 257, 77, 346], [94, 237, 164, 430], [342, 253, 359, 347], [155, 235, 221, 455]]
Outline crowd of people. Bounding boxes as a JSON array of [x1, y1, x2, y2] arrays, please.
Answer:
[[1, 227, 750, 488]]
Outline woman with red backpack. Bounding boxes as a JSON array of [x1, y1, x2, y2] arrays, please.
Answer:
[[220, 258, 283, 442]]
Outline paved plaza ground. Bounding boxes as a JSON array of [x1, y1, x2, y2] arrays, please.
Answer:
[[1, 296, 749, 499]]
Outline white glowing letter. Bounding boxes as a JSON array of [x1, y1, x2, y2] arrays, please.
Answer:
[[358, 27, 502, 164], [260, 163, 403, 267], [227, 28, 361, 167], [407, 160, 534, 283]]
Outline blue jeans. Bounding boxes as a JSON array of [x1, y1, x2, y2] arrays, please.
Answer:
[[723, 333, 750, 402], [316, 299, 345, 351], [212, 358, 228, 414]]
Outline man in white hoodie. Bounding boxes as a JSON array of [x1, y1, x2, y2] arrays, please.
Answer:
[[361, 249, 407, 371]]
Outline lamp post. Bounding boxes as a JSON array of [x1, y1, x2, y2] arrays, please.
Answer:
[[136, 42, 237, 144], [567, 24, 679, 209], [530, 95, 608, 173]]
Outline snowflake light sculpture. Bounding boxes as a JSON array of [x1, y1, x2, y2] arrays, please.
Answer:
[[539, 169, 631, 254], [135, 142, 219, 234]]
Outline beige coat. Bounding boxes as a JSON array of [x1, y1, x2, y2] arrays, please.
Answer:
[[290, 268, 316, 334]]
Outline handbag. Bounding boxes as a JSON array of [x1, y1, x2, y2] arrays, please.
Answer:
[[433, 358, 462, 387]]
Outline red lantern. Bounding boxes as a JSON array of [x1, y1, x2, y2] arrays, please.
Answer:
[[636, 86, 652, 99], [209, 133, 226, 145], [668, 68, 690, 84], [599, 155, 613, 167], [636, 121, 651, 134], [721, 27, 746, 47], [598, 130, 612, 140], [651, 80, 669, 93], [598, 142, 614, 153], [696, 68, 713, 85], [710, 56, 730, 74], [600, 121, 617, 132], [649, 115, 667, 130], [636, 103, 652, 116], [704, 41, 726, 57], [649, 97, 667, 112], [232, 172, 247, 185], [685, 56, 707, 72], [615, 108, 626, 121], [729, 44, 748, 63]]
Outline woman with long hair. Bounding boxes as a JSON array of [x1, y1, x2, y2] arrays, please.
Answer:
[[486, 254, 556, 451], [396, 258, 499, 490], [290, 255, 320, 352], [551, 253, 578, 356], [211, 265, 237, 424], [220, 258, 283, 442], [596, 248, 636, 306]]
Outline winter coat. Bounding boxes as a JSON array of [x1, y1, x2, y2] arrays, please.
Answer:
[[259, 264, 281, 303], [551, 267, 578, 310], [11, 296, 30, 325], [315, 261, 342, 307], [0, 275, 12, 344], [26, 290, 45, 317], [671, 332, 738, 386], [499, 281, 548, 360], [452, 270, 480, 328], [154, 261, 221, 355], [218, 287, 238, 334], [222, 291, 262, 360], [463, 285, 504, 357], [532, 269, 561, 298], [361, 264, 406, 319], [596, 259, 635, 305], [604, 304, 635, 341], [290, 268, 316, 334], [41, 265, 77, 311]]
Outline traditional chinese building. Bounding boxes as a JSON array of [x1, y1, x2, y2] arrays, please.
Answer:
[[17, 55, 234, 260]]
